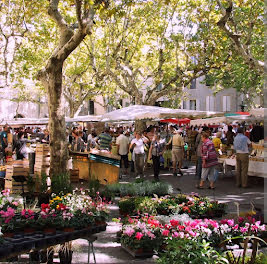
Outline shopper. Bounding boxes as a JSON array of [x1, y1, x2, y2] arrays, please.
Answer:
[[116, 130, 130, 176], [148, 133, 165, 181], [98, 128, 112, 151], [130, 131, 146, 178], [12, 132, 27, 160], [197, 132, 218, 189], [233, 127, 252, 188], [167, 129, 184, 177]]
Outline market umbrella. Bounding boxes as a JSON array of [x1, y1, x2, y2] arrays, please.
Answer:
[[178, 118, 191, 125], [160, 118, 179, 124]]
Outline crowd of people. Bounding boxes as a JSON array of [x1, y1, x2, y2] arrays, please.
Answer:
[[0, 121, 263, 188]]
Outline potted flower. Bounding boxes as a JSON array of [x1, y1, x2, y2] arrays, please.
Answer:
[[20, 209, 37, 234], [0, 206, 16, 237], [37, 204, 61, 234], [120, 217, 163, 257]]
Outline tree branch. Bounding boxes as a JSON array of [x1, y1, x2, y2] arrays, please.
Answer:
[[216, 0, 264, 73]]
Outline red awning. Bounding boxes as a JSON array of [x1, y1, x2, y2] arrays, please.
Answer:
[[160, 118, 190, 125], [160, 118, 179, 124]]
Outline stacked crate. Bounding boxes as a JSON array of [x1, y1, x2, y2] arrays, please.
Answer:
[[69, 169, 79, 183], [5, 160, 29, 194], [34, 144, 50, 176]]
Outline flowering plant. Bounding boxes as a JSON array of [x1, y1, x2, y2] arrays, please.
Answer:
[[0, 189, 20, 211], [121, 215, 163, 251], [0, 207, 16, 232], [20, 209, 36, 229], [37, 203, 62, 229]]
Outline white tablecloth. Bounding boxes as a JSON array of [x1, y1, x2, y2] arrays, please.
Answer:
[[218, 158, 267, 178]]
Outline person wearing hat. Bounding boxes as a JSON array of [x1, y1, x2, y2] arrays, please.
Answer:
[[167, 129, 184, 176], [233, 127, 252, 188]]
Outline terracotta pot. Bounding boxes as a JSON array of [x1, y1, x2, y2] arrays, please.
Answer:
[[3, 232, 14, 238], [136, 248, 143, 254], [24, 228, 36, 234], [43, 228, 56, 234], [63, 227, 75, 232]]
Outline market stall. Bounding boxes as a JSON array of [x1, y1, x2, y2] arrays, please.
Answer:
[[218, 142, 266, 178], [89, 149, 120, 185], [101, 105, 223, 122]]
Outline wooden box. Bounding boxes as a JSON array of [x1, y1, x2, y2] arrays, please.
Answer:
[[70, 169, 79, 183]]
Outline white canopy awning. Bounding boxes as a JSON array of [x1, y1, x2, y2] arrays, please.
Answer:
[[250, 108, 265, 117], [190, 116, 227, 126], [101, 105, 223, 122], [0, 115, 100, 127]]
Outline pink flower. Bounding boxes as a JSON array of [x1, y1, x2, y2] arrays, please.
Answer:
[[124, 227, 135, 237], [233, 224, 239, 231], [135, 232, 143, 240], [162, 229, 170, 236], [240, 227, 248, 233], [172, 231, 179, 238], [12, 202, 19, 206], [238, 217, 245, 223], [227, 219, 234, 227]]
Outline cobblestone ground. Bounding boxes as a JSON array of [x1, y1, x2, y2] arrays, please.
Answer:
[[5, 163, 265, 263]]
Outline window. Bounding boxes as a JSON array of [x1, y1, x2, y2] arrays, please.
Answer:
[[190, 100, 196, 110], [222, 96, 231, 112], [190, 79, 196, 89], [182, 100, 187, 109], [89, 100, 94, 115], [206, 96, 215, 111]]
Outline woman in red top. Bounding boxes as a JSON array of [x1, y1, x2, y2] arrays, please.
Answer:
[[197, 132, 219, 189]]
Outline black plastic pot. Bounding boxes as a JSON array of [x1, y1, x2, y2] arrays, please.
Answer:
[[59, 249, 73, 264]]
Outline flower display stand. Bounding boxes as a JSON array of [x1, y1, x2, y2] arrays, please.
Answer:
[[121, 243, 154, 258]]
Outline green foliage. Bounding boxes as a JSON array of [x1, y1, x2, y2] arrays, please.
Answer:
[[106, 181, 173, 197], [40, 173, 48, 193], [27, 175, 35, 195], [157, 239, 228, 264], [118, 197, 136, 216], [51, 173, 72, 195]]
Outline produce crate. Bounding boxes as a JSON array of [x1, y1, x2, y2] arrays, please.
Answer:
[[5, 180, 28, 194], [69, 169, 79, 183], [35, 144, 50, 156]]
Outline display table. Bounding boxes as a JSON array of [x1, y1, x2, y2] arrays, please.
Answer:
[[89, 150, 120, 185], [218, 157, 267, 178], [70, 151, 90, 180]]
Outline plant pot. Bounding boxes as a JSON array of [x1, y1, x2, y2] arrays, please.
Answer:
[[43, 228, 56, 235], [24, 227, 36, 235], [3, 232, 14, 238], [63, 227, 75, 233], [40, 249, 54, 264], [59, 249, 73, 264]]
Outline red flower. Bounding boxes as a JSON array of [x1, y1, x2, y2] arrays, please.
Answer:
[[170, 219, 179, 227], [162, 229, 170, 236], [41, 204, 50, 211], [135, 232, 143, 240]]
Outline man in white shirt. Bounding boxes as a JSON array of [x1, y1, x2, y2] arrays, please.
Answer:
[[116, 130, 129, 176], [130, 131, 145, 178]]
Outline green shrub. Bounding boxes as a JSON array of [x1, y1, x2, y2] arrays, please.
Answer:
[[106, 180, 173, 197], [157, 239, 228, 264], [51, 172, 72, 195], [118, 197, 136, 216]]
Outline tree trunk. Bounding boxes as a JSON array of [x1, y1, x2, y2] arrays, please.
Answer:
[[47, 63, 68, 177], [135, 120, 147, 132]]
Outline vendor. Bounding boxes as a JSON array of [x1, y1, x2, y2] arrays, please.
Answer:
[[233, 127, 252, 188], [98, 127, 112, 151]]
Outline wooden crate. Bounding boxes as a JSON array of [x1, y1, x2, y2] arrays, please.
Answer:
[[70, 169, 79, 183], [35, 144, 50, 156], [5, 180, 28, 194]]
